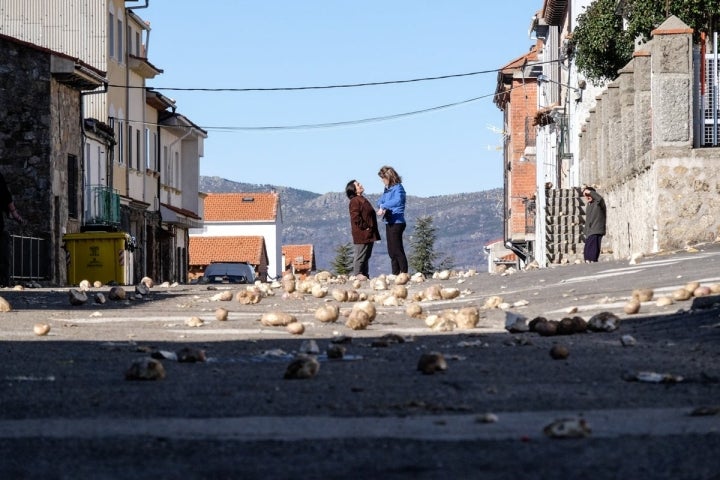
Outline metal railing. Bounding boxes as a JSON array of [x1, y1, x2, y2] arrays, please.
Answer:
[[84, 185, 121, 227], [10, 235, 48, 281]]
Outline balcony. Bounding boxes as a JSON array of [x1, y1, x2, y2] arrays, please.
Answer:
[[84, 185, 121, 228]]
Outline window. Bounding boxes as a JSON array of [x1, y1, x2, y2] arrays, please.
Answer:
[[136, 128, 141, 171], [108, 13, 115, 60], [85, 142, 91, 187], [127, 23, 133, 58], [117, 18, 123, 61], [163, 145, 169, 183], [117, 121, 124, 165], [145, 128, 151, 170], [135, 31, 141, 57], [98, 145, 104, 182], [127, 125, 133, 168], [68, 154, 78, 218], [174, 151, 180, 188]]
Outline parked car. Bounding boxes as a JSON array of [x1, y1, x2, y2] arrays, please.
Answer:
[[196, 262, 255, 284]]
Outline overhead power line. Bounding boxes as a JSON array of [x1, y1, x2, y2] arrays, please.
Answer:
[[123, 68, 497, 92], [107, 59, 559, 92], [203, 92, 494, 131], [126, 86, 524, 132]]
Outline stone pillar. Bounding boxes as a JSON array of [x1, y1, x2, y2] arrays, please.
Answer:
[[618, 65, 635, 181], [605, 81, 621, 185], [651, 16, 694, 148], [633, 52, 652, 165], [595, 94, 606, 184]]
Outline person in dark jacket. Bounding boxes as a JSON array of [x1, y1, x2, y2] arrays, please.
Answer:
[[346, 179, 380, 279], [582, 186, 606, 263], [0, 172, 23, 287], [376, 165, 408, 275]]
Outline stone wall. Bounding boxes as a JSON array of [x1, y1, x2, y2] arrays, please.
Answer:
[[0, 36, 82, 285], [577, 16, 720, 259]]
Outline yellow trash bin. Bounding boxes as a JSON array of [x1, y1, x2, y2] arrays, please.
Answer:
[[64, 232, 132, 286]]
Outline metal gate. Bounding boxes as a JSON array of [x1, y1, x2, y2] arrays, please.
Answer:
[[698, 32, 720, 146], [10, 235, 49, 281]]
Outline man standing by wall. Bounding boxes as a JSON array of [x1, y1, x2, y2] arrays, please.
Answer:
[[582, 186, 606, 263]]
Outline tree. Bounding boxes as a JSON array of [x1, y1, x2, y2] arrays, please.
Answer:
[[623, 0, 720, 46], [331, 243, 353, 276], [569, 0, 634, 85], [570, 0, 720, 85], [409, 216, 438, 276]]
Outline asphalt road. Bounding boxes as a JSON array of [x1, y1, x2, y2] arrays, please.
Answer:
[[1, 244, 720, 479]]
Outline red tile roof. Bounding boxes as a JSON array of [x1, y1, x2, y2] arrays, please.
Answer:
[[203, 192, 279, 222], [189, 236, 266, 266], [282, 244, 314, 272]]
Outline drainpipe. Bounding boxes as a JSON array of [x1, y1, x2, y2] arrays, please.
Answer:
[[80, 84, 111, 196], [127, 1, 151, 280]]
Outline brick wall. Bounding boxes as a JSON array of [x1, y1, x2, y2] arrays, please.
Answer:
[[508, 79, 537, 239]]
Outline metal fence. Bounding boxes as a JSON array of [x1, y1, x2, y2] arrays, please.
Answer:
[[10, 234, 48, 281], [698, 32, 720, 146]]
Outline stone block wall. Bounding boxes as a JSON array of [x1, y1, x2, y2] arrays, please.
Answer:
[[575, 16, 719, 260], [0, 36, 81, 285], [545, 188, 584, 264]]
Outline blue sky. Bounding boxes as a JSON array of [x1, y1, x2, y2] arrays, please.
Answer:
[[142, 1, 540, 197]]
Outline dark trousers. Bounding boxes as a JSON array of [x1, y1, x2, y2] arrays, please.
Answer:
[[584, 234, 603, 262], [385, 223, 408, 275], [353, 242, 374, 277]]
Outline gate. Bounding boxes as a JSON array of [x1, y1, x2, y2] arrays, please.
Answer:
[[10, 235, 49, 281]]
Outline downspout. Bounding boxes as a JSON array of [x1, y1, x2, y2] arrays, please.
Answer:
[[80, 83, 111, 200], [127, 0, 150, 202], [126, 0, 151, 280], [124, 25, 131, 198], [76, 83, 109, 284]]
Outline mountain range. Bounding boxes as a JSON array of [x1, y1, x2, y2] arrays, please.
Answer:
[[199, 176, 504, 274]]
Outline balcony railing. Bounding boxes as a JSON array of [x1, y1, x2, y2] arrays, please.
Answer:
[[84, 185, 120, 227]]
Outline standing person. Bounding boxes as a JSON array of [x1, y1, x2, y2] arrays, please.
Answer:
[[376, 165, 408, 275], [0, 172, 23, 287], [582, 186, 606, 263], [345, 179, 380, 279]]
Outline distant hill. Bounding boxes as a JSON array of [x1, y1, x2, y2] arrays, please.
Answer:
[[199, 176, 503, 274]]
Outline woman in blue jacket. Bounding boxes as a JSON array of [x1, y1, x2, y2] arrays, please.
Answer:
[[376, 166, 408, 274]]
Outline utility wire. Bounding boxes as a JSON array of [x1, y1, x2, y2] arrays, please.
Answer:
[[124, 85, 521, 132], [117, 69, 493, 92], [106, 59, 559, 92], [204, 93, 493, 131]]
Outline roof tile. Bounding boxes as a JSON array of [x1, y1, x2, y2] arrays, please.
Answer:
[[204, 192, 279, 221], [282, 244, 314, 271], [189, 236, 266, 265]]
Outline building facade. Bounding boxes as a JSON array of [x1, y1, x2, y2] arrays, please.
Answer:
[[190, 192, 283, 281], [0, 0, 206, 285], [0, 34, 105, 285]]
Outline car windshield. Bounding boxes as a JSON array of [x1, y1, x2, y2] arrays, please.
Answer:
[[200, 263, 254, 284]]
